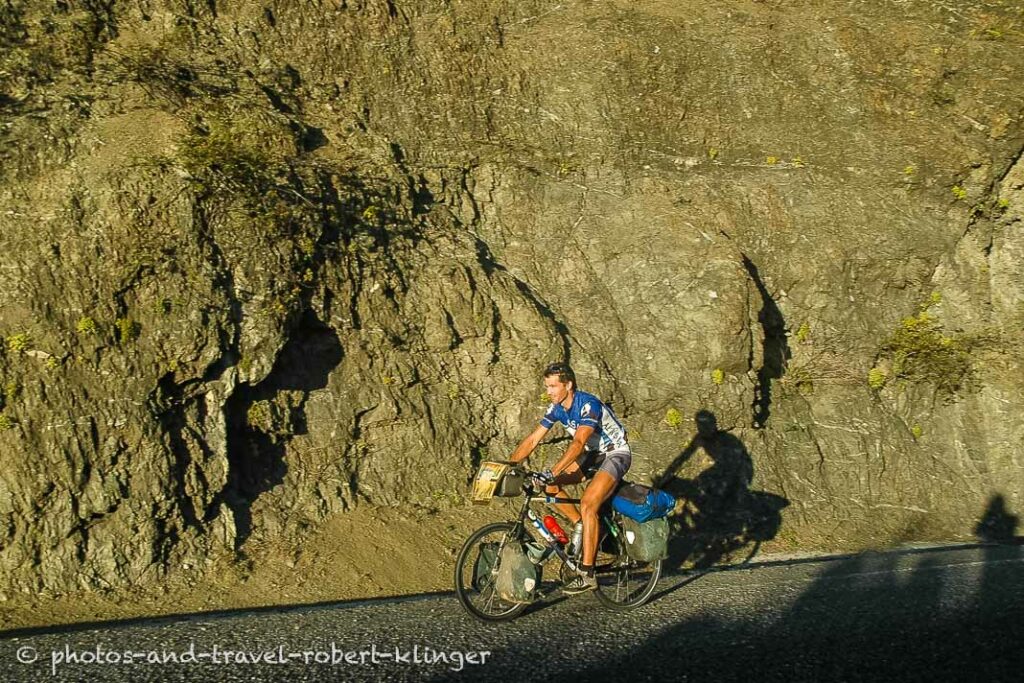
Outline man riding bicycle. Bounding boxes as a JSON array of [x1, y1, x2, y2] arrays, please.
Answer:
[[508, 362, 631, 594]]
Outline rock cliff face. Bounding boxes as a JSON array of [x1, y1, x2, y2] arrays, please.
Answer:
[[1, 0, 1022, 595]]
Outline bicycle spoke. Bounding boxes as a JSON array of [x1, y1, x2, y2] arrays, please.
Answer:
[[481, 582, 498, 613]]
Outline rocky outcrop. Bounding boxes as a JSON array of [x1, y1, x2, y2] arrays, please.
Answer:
[[1, 0, 1022, 595]]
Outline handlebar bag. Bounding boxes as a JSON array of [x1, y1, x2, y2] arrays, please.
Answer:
[[495, 466, 526, 497]]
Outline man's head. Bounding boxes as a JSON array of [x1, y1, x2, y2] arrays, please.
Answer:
[[543, 362, 576, 406]]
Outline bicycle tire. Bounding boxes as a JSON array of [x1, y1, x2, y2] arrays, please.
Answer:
[[453, 522, 531, 622], [593, 520, 662, 609]]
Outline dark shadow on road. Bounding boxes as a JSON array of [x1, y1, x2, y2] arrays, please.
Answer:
[[569, 494, 1024, 682], [975, 493, 1024, 626], [655, 410, 789, 570], [651, 539, 997, 602], [518, 588, 570, 618]]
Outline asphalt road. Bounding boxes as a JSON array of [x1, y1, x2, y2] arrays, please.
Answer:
[[2, 543, 1023, 682]]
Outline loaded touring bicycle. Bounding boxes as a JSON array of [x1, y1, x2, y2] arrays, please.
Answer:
[[454, 461, 675, 622]]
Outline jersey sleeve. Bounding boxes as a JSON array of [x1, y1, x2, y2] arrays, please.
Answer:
[[539, 404, 557, 429], [578, 400, 602, 428]]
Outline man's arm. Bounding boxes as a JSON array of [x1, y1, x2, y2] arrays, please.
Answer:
[[550, 424, 595, 478], [508, 424, 550, 464]]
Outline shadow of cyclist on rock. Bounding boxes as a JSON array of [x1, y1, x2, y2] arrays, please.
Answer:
[[655, 410, 788, 570], [974, 494, 1023, 544]]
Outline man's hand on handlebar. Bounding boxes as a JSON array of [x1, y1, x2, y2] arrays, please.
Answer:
[[530, 468, 555, 489]]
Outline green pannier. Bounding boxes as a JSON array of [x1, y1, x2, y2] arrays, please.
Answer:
[[620, 516, 669, 562], [494, 542, 540, 604], [472, 542, 499, 591]]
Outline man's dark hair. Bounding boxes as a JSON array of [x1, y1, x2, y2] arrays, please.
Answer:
[[543, 362, 576, 388]]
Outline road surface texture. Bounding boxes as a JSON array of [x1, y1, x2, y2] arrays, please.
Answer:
[[2, 544, 1022, 682]]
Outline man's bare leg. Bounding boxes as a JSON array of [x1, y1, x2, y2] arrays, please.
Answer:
[[580, 470, 618, 568], [545, 465, 585, 525]]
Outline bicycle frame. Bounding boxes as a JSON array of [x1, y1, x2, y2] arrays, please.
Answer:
[[509, 488, 623, 574]]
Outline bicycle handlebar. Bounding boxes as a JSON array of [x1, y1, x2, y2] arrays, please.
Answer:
[[518, 467, 553, 488], [517, 468, 583, 505]]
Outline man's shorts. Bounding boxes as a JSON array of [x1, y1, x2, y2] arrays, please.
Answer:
[[577, 448, 631, 482]]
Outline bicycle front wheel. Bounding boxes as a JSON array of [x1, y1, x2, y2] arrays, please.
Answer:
[[593, 532, 662, 610], [453, 522, 531, 622]]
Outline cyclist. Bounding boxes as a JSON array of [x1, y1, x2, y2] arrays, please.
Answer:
[[508, 362, 631, 594]]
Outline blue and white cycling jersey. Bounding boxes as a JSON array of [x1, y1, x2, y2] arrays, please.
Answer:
[[539, 390, 629, 453]]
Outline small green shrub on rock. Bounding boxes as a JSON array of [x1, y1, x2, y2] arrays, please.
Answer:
[[247, 401, 271, 429], [881, 310, 973, 395], [6, 333, 30, 353], [178, 123, 277, 194], [664, 407, 683, 428], [76, 317, 98, 334], [115, 318, 141, 344]]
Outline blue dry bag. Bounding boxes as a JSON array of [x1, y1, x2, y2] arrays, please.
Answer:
[[611, 482, 676, 522]]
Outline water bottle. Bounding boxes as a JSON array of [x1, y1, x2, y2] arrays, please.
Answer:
[[543, 515, 569, 544], [526, 510, 556, 544], [567, 521, 584, 558]]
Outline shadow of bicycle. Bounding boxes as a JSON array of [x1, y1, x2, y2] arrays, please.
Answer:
[[656, 410, 789, 571]]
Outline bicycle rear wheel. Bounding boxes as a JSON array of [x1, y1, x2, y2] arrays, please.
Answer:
[[593, 523, 662, 609], [453, 522, 531, 622]]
